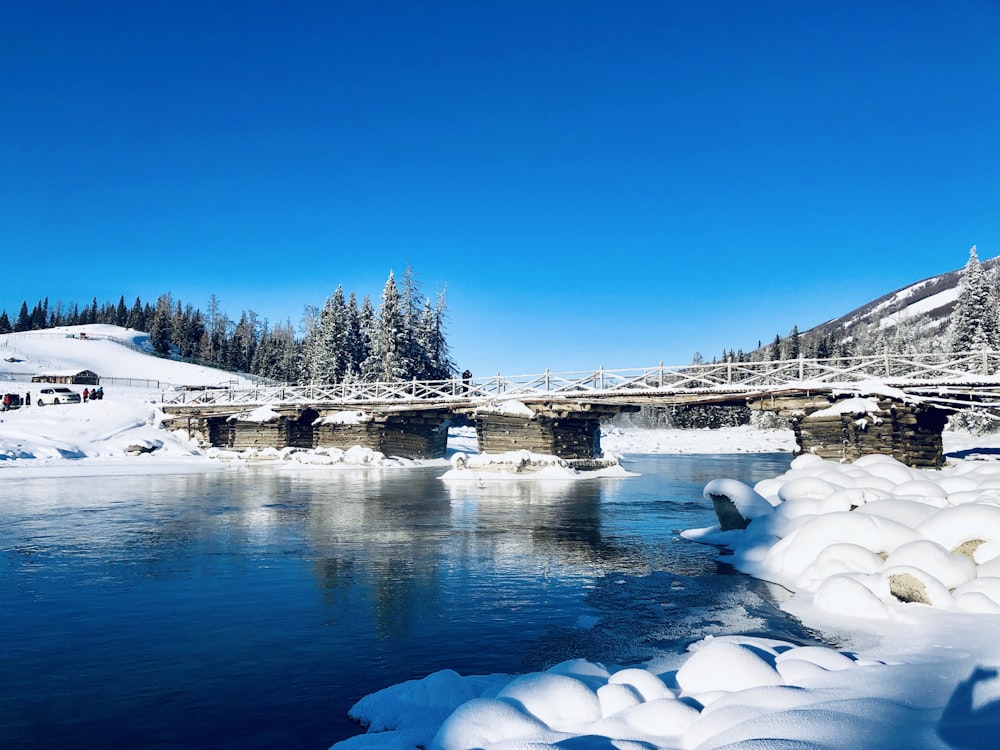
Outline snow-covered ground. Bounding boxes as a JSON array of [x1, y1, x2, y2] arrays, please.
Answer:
[[0, 324, 256, 398], [8, 326, 1000, 748]]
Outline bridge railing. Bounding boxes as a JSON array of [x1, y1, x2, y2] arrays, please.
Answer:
[[157, 350, 1000, 408]]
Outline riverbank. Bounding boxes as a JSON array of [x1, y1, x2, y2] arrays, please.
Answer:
[[334, 440, 1000, 749], [2, 393, 999, 477]]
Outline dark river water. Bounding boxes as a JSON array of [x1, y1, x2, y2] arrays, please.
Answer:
[[0, 453, 811, 749]]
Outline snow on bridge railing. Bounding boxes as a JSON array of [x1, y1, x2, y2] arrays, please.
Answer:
[[157, 350, 1000, 408]]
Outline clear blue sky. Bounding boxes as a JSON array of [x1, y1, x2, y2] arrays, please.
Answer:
[[3, 1, 998, 376]]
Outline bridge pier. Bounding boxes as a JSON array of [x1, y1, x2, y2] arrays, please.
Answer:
[[313, 409, 450, 459], [470, 402, 630, 461], [203, 409, 320, 451], [167, 408, 450, 459], [764, 396, 950, 468]]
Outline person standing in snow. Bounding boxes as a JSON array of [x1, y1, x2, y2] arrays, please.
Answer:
[[83, 388, 89, 403]]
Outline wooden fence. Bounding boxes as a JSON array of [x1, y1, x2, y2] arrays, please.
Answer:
[[159, 350, 1000, 409]]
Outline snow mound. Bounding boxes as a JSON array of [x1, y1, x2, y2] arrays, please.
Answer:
[[336, 637, 914, 750], [441, 450, 635, 481], [688, 454, 1000, 620]]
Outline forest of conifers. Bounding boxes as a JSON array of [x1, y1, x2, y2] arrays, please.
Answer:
[[0, 267, 455, 385]]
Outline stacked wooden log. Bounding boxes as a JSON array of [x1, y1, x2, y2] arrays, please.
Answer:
[[475, 413, 601, 459], [225, 419, 291, 450], [792, 399, 948, 468], [314, 410, 450, 459]]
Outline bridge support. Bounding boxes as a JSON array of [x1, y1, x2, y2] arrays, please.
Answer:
[[313, 409, 450, 459], [471, 402, 630, 461], [776, 396, 950, 468], [203, 409, 320, 451]]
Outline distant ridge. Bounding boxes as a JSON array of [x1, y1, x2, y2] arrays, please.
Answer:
[[805, 255, 1000, 344], [741, 251, 1000, 360]]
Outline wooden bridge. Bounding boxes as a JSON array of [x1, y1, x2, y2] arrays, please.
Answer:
[[159, 351, 1000, 468]]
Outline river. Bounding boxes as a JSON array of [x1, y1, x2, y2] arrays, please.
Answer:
[[0, 452, 818, 749]]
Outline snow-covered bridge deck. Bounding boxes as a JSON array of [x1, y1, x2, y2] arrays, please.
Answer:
[[159, 350, 1000, 412]]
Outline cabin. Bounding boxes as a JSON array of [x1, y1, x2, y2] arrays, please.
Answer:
[[31, 369, 101, 386]]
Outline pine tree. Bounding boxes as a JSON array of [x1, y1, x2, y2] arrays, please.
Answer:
[[29, 300, 46, 330], [228, 311, 260, 372], [306, 288, 350, 383], [423, 289, 454, 379], [300, 304, 323, 382], [399, 264, 423, 375], [0, 310, 10, 334], [150, 294, 174, 356], [115, 296, 128, 327], [50, 300, 65, 327], [253, 320, 300, 382], [14, 301, 30, 332], [358, 295, 375, 376], [127, 297, 144, 330], [785, 325, 800, 359], [949, 245, 1000, 351], [367, 271, 407, 381], [328, 287, 350, 381], [768, 334, 782, 360], [344, 291, 364, 379]]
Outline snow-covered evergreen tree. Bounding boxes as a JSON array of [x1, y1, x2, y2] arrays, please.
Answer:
[[344, 291, 364, 379], [419, 289, 454, 379], [324, 287, 350, 382], [784, 325, 800, 359], [253, 320, 300, 382], [949, 245, 1000, 351], [14, 301, 30, 332], [150, 294, 174, 356], [366, 271, 408, 381], [357, 295, 375, 376], [768, 334, 782, 360], [399, 263, 424, 375], [300, 304, 322, 382]]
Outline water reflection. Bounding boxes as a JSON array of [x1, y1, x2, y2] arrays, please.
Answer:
[[0, 453, 801, 749]]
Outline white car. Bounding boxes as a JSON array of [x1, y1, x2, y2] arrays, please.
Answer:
[[36, 387, 82, 406]]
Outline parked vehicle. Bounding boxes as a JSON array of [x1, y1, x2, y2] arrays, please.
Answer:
[[36, 387, 82, 406]]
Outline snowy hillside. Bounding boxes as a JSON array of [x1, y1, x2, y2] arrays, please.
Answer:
[[801, 252, 1000, 351], [0, 324, 256, 393]]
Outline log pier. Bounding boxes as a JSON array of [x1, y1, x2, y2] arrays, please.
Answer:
[[165, 392, 954, 468]]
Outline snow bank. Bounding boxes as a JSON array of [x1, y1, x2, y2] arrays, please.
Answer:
[[206, 444, 418, 468], [334, 633, 967, 750], [0, 395, 213, 476], [441, 450, 635, 481], [337, 450, 1000, 749], [601, 424, 796, 454], [687, 453, 1000, 619]]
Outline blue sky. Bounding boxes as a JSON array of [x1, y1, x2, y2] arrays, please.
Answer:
[[3, 1, 999, 376]]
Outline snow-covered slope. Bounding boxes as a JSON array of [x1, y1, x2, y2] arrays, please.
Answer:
[[804, 254, 1000, 347], [0, 325, 256, 475], [0, 324, 255, 389]]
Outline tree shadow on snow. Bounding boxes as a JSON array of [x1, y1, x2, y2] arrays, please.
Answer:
[[938, 666, 1000, 749], [947, 447, 1000, 461]]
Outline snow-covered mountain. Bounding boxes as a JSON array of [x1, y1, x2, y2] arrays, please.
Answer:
[[799, 252, 1000, 353]]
